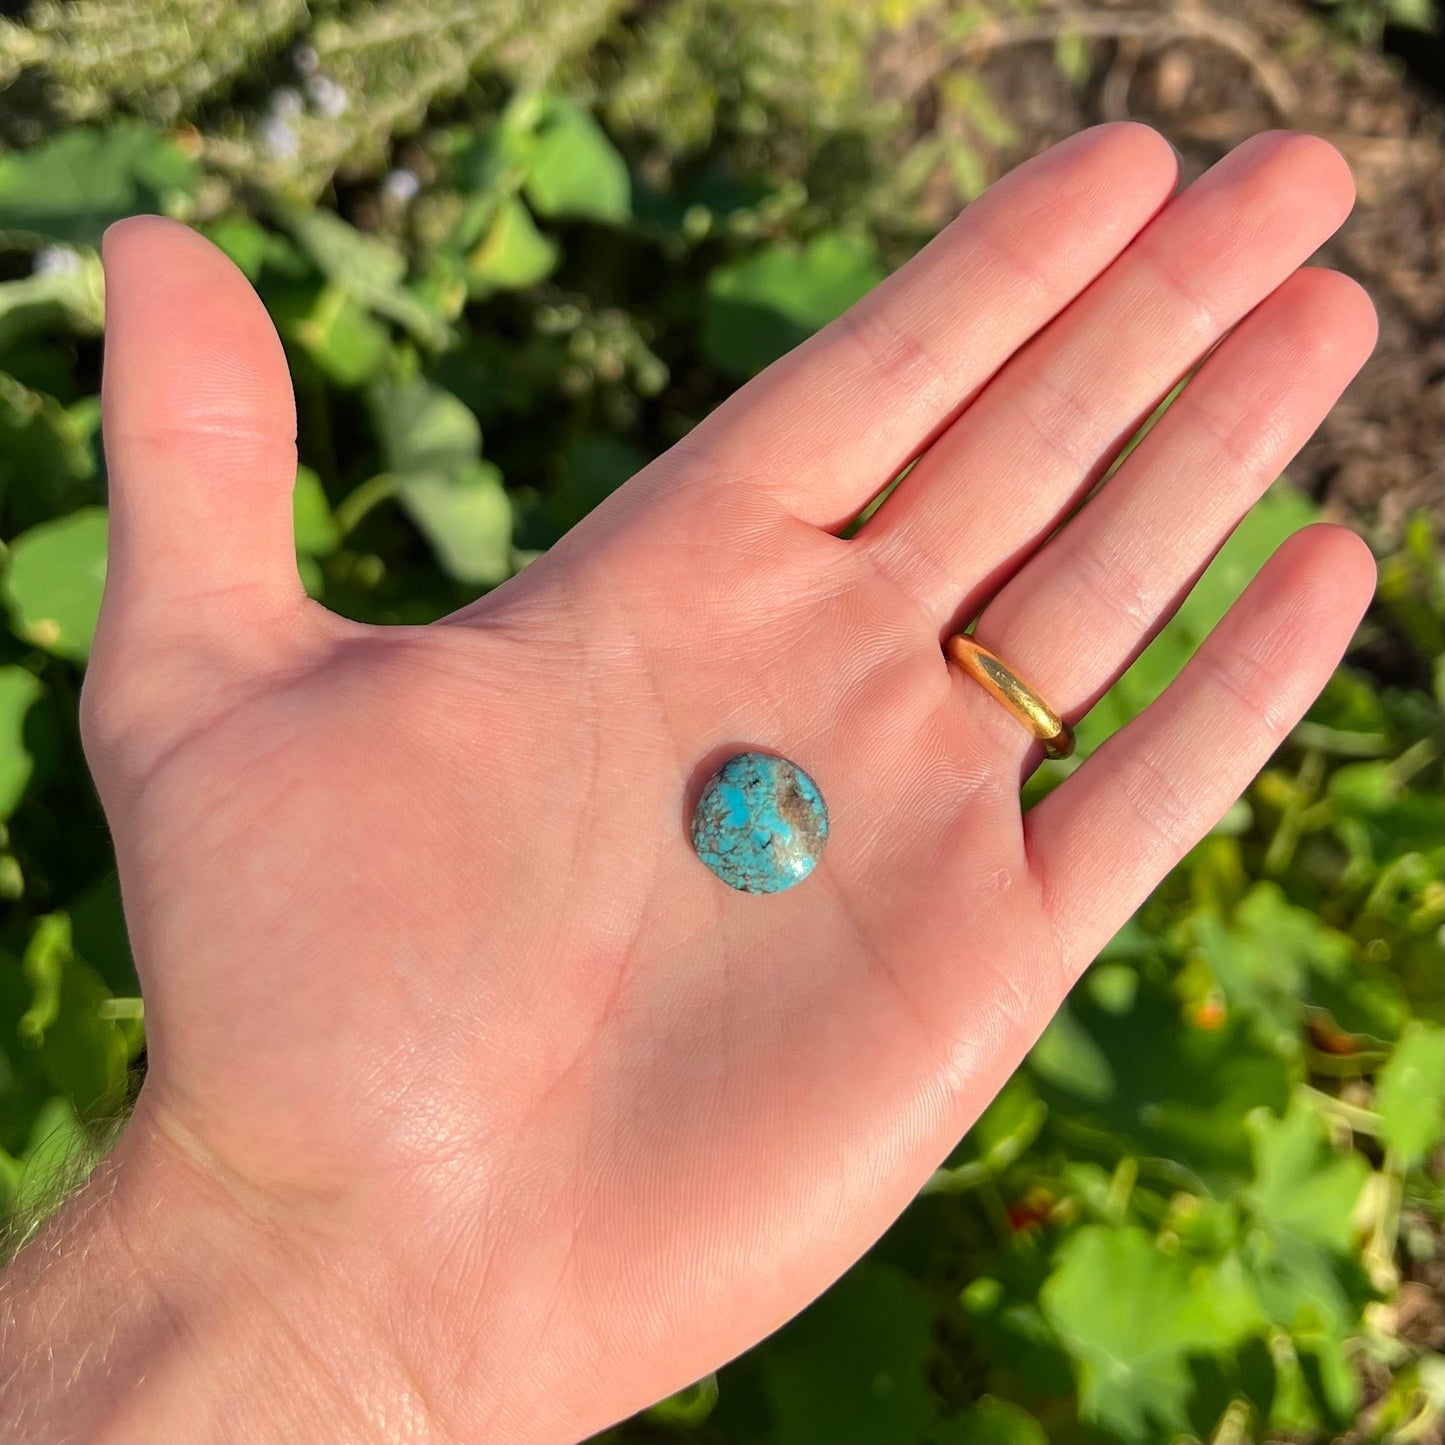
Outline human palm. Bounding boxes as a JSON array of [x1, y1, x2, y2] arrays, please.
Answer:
[[82, 125, 1375, 1440]]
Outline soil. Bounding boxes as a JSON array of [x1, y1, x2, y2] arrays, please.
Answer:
[[881, 0, 1444, 549]]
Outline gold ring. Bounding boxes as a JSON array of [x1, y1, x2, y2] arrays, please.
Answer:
[[945, 635, 1075, 760]]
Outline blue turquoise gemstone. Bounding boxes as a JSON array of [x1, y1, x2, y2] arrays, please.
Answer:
[[690, 752, 829, 894]]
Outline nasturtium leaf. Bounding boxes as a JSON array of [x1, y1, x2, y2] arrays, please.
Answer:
[[1241, 1100, 1373, 1341], [1374, 1023, 1445, 1168], [1192, 882, 1407, 1052], [0, 666, 44, 820], [759, 1262, 936, 1445], [1247, 1101, 1370, 1256], [292, 465, 340, 557], [1028, 966, 1291, 1193], [468, 198, 559, 295], [702, 233, 885, 377], [932, 1396, 1047, 1445], [1, 506, 108, 662], [1041, 1225, 1265, 1439], [0, 124, 197, 248], [1077, 484, 1318, 753], [511, 96, 631, 224]]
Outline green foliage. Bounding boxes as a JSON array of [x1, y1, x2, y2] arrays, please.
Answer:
[[0, 4, 1440, 1442], [508, 94, 633, 223], [759, 1264, 935, 1444], [703, 233, 885, 376], [1374, 1023, 1445, 1169], [1041, 1225, 1265, 1437], [1313, 0, 1437, 46], [2, 507, 108, 662], [0, 124, 196, 247]]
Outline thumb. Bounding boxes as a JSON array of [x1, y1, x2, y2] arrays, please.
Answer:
[[85, 217, 313, 766]]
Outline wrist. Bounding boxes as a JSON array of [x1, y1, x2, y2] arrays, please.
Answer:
[[0, 1103, 434, 1442]]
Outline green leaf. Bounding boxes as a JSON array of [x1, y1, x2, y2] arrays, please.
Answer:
[[1042, 1225, 1265, 1438], [68, 874, 139, 999], [39, 951, 132, 1116], [964, 1073, 1048, 1172], [203, 215, 271, 281], [371, 376, 482, 477], [397, 463, 512, 587], [0, 373, 101, 530], [1078, 485, 1318, 751], [510, 95, 631, 223], [933, 1397, 1047, 1445], [2, 506, 108, 663], [1028, 965, 1291, 1193], [758, 1262, 936, 1445], [11, 1095, 94, 1221], [292, 465, 340, 557], [0, 124, 197, 248], [544, 433, 647, 532], [1374, 1023, 1445, 1168], [0, 666, 44, 820], [1192, 882, 1407, 1051], [702, 233, 885, 377], [278, 284, 392, 388], [1242, 1101, 1372, 1339], [1248, 1102, 1369, 1256], [369, 379, 511, 585], [468, 198, 559, 295], [274, 206, 451, 350], [0, 250, 106, 352]]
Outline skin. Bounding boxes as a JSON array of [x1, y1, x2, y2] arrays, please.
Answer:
[[0, 124, 1378, 1442]]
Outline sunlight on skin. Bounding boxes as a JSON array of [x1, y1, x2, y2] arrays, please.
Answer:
[[0, 124, 1376, 1442]]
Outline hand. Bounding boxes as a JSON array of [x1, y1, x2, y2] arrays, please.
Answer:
[[2, 125, 1375, 1441]]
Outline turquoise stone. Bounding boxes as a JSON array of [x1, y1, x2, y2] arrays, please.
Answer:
[[690, 752, 829, 894]]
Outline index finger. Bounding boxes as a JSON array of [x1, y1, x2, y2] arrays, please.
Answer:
[[682, 123, 1179, 531]]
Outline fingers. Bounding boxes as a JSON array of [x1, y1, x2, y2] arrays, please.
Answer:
[[967, 267, 1375, 745], [1023, 524, 1375, 978], [863, 131, 1357, 618], [679, 124, 1179, 530], [97, 217, 305, 655]]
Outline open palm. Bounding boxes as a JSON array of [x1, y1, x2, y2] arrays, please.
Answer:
[[81, 125, 1375, 1440]]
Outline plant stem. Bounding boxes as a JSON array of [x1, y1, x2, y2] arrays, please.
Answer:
[[334, 473, 399, 538]]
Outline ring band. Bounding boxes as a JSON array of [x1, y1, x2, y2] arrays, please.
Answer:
[[945, 635, 1076, 760]]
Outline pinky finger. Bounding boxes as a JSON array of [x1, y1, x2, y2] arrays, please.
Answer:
[[1024, 523, 1375, 978]]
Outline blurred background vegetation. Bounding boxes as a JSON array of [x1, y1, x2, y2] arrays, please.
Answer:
[[0, 1, 1441, 1441]]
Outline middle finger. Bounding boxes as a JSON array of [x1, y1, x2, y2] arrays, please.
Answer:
[[859, 131, 1356, 622]]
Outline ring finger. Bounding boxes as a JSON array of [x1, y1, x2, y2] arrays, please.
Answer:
[[962, 264, 1377, 764]]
